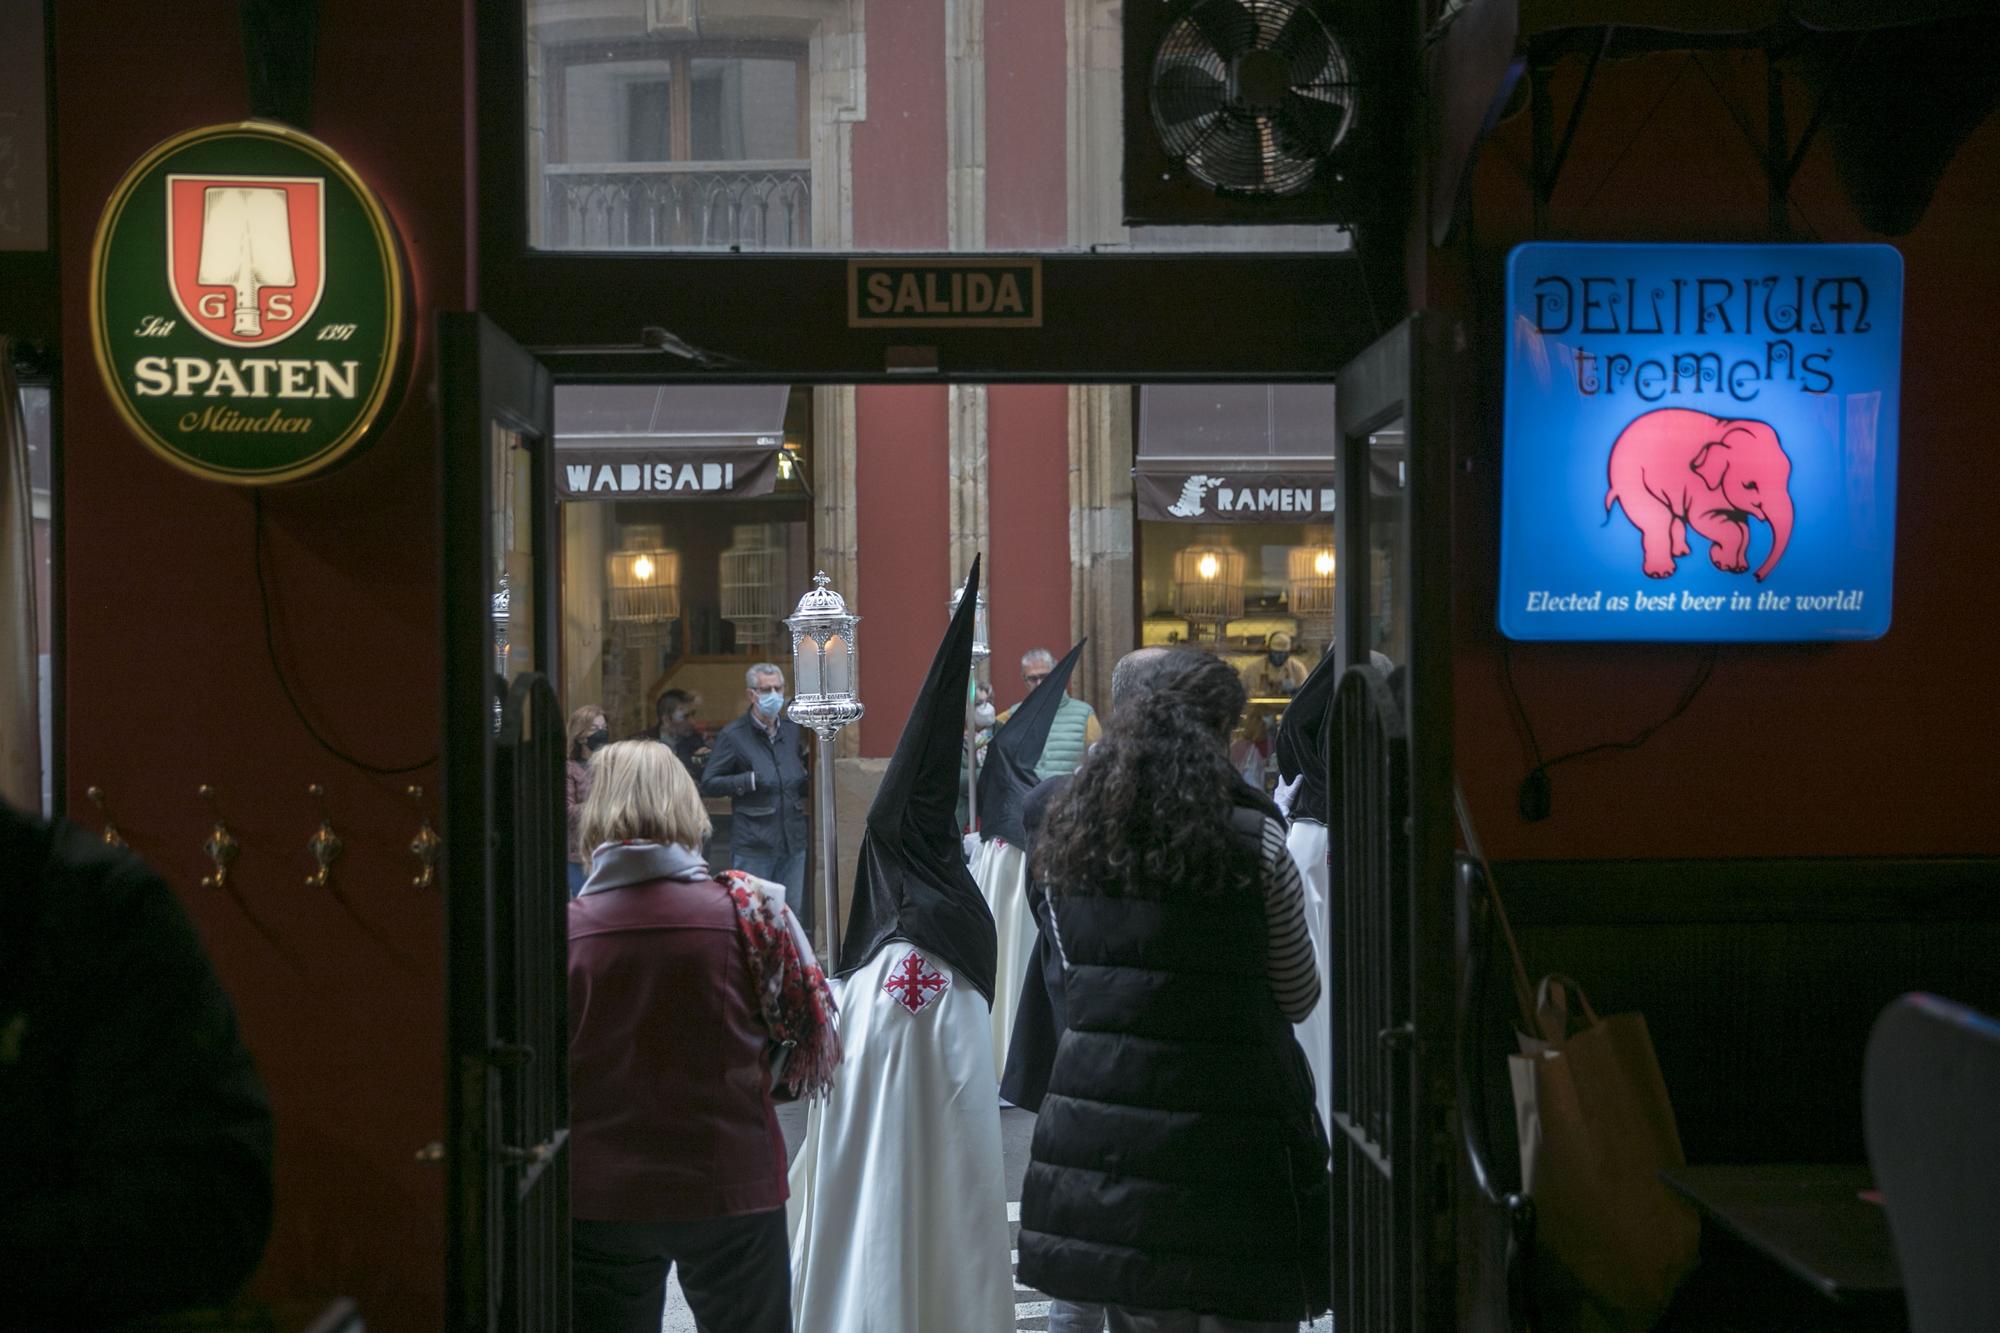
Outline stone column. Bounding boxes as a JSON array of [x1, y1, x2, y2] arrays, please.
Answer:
[[945, 0, 989, 611], [1068, 385, 1135, 716], [1065, 0, 1135, 712], [807, 0, 870, 950]]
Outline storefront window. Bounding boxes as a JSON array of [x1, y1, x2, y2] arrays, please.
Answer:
[[1131, 382, 1337, 794], [559, 384, 812, 744], [522, 0, 1351, 254], [1137, 521, 1334, 663]]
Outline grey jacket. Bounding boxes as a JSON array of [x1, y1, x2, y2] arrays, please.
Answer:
[[699, 711, 810, 857]]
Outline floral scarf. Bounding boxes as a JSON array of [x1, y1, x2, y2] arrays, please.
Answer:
[[581, 843, 841, 1099], [719, 868, 842, 1099]]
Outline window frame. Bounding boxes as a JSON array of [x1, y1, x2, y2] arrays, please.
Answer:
[[0, 0, 62, 816], [543, 36, 809, 169], [483, 0, 1410, 383]]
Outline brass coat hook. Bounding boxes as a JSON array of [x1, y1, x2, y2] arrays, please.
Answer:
[[85, 786, 126, 848], [305, 783, 342, 890], [407, 785, 441, 889], [197, 785, 238, 891]]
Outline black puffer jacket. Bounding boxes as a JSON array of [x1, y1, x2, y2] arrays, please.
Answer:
[[1016, 808, 1331, 1321]]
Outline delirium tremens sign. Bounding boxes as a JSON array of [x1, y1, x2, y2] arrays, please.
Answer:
[[91, 122, 406, 485], [1498, 243, 1902, 642]]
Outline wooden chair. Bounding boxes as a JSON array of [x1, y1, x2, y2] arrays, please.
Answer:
[[1865, 993, 2000, 1333]]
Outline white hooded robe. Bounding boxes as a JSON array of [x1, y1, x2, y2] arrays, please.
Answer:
[[786, 941, 1014, 1333], [969, 838, 1038, 1084], [1287, 818, 1335, 1135]]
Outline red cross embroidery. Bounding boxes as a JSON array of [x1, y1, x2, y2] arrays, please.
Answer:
[[883, 949, 949, 1014]]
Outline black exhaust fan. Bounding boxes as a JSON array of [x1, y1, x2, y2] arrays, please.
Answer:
[[1125, 0, 1366, 226]]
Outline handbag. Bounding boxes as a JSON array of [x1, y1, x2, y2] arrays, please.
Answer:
[[1456, 786, 1700, 1332]]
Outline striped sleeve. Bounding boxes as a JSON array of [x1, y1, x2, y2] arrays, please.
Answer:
[[1259, 816, 1321, 1022]]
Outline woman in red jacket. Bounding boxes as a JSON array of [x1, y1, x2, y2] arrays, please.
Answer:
[[569, 742, 839, 1333]]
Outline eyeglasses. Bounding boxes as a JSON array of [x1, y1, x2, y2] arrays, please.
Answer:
[[1023, 673, 1051, 687]]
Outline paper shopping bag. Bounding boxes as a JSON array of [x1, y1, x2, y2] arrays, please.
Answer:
[[1509, 977, 1700, 1332]]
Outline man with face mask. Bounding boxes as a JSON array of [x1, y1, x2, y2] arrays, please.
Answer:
[[1242, 630, 1309, 700], [699, 663, 811, 923]]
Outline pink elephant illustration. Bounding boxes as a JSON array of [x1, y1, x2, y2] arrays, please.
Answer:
[[1604, 408, 1794, 582]]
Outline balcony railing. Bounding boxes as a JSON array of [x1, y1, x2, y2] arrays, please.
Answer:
[[540, 160, 811, 251]]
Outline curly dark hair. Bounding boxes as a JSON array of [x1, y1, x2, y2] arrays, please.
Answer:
[[1034, 648, 1256, 900]]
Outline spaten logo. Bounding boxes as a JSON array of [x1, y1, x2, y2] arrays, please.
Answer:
[[166, 174, 325, 347]]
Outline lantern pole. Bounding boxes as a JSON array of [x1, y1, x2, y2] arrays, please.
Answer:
[[785, 572, 863, 970], [950, 584, 991, 837]]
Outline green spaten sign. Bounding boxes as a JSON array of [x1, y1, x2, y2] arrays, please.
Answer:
[[91, 121, 407, 485]]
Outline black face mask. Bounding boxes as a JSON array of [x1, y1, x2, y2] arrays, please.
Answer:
[[585, 728, 610, 752], [1269, 651, 1287, 666]]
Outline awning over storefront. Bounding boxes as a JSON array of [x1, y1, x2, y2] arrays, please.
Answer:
[[1133, 385, 1336, 522], [555, 384, 789, 500]]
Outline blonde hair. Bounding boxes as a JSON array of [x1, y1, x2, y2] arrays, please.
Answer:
[[566, 703, 605, 762], [578, 740, 711, 857]]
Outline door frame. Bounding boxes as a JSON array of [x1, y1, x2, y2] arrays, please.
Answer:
[[1330, 310, 1459, 1331], [439, 311, 563, 1333]]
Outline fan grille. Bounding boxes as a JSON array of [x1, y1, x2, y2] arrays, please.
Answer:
[[1149, 0, 1357, 197]]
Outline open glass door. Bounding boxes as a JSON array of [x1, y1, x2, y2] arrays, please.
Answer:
[[439, 312, 570, 1333], [1326, 312, 1457, 1333]]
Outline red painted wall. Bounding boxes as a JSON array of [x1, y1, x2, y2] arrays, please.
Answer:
[[987, 385, 1075, 709], [1447, 53, 2000, 861], [56, 3, 462, 1324], [851, 0, 947, 251], [854, 386, 951, 754], [850, 1, 951, 754], [982, 0, 1075, 710], [985, 0, 1069, 249]]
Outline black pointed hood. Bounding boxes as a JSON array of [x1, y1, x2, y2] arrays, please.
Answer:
[[977, 639, 1085, 848], [836, 557, 998, 1003], [1274, 647, 1341, 822]]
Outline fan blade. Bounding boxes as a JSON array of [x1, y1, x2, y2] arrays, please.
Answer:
[[1254, 116, 1318, 195], [1274, 88, 1348, 157], [1271, 2, 1332, 87], [1186, 116, 1266, 191], [1187, 0, 1259, 60], [1156, 61, 1229, 126]]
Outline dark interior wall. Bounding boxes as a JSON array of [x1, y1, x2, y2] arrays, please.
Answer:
[[55, 3, 465, 1324], [1467, 859, 2000, 1173], [1443, 51, 2000, 862]]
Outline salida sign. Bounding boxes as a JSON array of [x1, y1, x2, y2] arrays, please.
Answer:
[[91, 122, 406, 485], [1499, 243, 1902, 642], [847, 259, 1041, 328]]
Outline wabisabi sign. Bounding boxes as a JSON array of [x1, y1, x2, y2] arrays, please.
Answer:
[[91, 122, 407, 485], [1499, 242, 1901, 642]]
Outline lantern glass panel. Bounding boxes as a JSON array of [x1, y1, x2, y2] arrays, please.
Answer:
[[823, 633, 851, 696]]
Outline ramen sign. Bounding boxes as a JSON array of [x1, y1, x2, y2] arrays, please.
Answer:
[[91, 122, 406, 485]]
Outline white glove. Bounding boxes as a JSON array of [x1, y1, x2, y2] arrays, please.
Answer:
[[1273, 773, 1303, 820], [962, 832, 983, 863]]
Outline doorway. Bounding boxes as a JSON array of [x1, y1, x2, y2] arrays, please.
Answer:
[[439, 314, 1455, 1332]]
